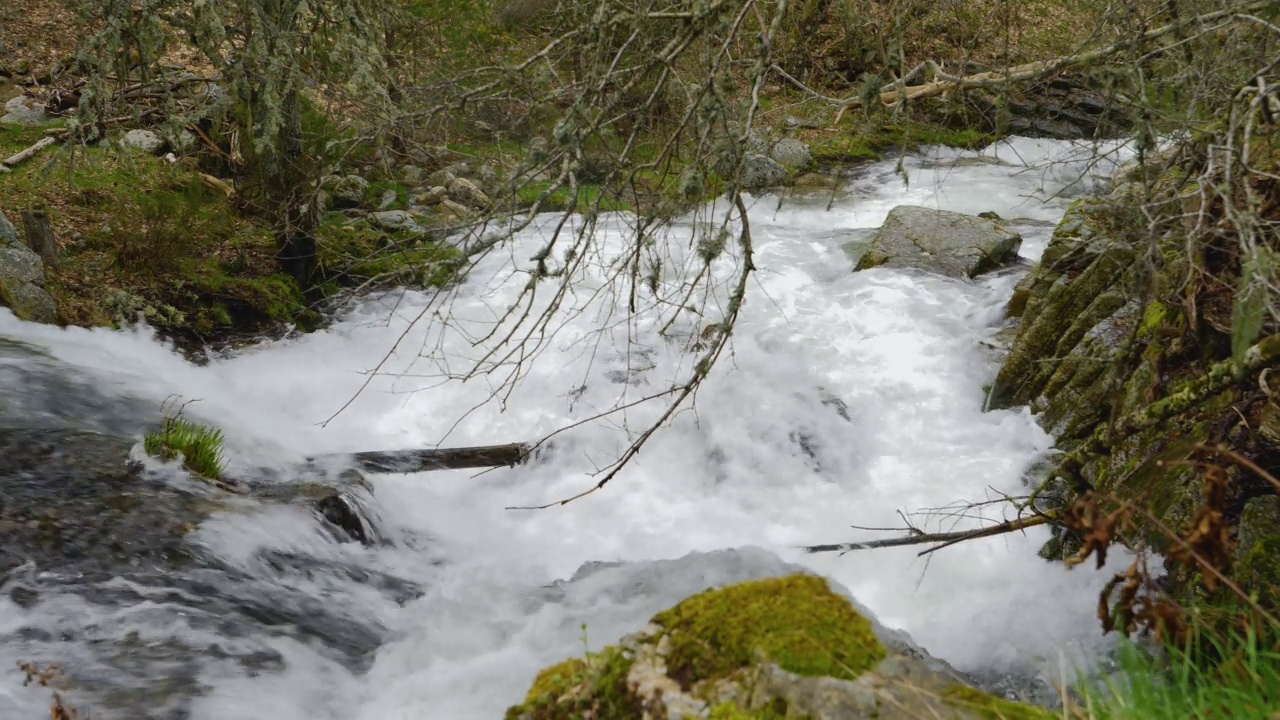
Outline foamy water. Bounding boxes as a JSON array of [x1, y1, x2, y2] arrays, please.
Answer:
[[0, 137, 1135, 719]]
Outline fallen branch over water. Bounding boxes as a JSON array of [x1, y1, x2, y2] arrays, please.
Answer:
[[311, 442, 531, 473], [803, 512, 1053, 556]]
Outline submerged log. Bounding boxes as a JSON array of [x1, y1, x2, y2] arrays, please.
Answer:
[[312, 442, 531, 474]]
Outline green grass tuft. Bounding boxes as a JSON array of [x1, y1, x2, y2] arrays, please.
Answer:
[[144, 413, 227, 481], [1078, 630, 1280, 720]]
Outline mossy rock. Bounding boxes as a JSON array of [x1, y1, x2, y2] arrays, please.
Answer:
[[653, 575, 886, 688], [507, 572, 1051, 719]]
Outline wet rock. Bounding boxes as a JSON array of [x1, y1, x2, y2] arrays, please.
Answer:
[[855, 206, 1022, 279], [0, 428, 199, 574], [769, 138, 815, 173], [315, 490, 370, 544], [742, 153, 790, 190], [0, 95, 46, 125], [119, 129, 165, 154], [331, 175, 369, 209], [0, 212, 58, 324]]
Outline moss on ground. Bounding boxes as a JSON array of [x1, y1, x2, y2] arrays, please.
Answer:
[[941, 685, 1057, 720], [313, 212, 464, 291], [652, 574, 886, 688], [504, 646, 638, 720]]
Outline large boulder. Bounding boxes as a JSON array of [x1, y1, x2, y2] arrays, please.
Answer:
[[741, 153, 790, 190], [506, 572, 1052, 720], [119, 129, 165, 154], [769, 138, 815, 173], [0, 211, 58, 323], [854, 206, 1022, 279]]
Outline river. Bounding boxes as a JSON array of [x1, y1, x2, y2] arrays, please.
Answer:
[[0, 136, 1134, 719]]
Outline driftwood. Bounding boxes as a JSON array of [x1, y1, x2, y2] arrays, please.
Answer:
[[20, 208, 58, 268], [803, 513, 1052, 556], [312, 442, 531, 474], [2, 136, 57, 169], [200, 173, 235, 197]]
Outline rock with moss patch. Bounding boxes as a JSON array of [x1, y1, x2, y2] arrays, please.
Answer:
[[768, 138, 814, 173], [367, 210, 424, 233], [331, 175, 370, 209], [855, 206, 1022, 280], [506, 573, 1050, 720]]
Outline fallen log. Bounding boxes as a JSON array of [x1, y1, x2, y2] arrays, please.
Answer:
[[2, 136, 57, 169], [311, 442, 531, 474]]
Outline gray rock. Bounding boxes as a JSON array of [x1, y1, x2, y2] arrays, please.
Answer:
[[0, 95, 46, 126], [427, 169, 457, 187], [0, 222, 57, 323], [379, 188, 399, 209], [447, 177, 492, 208], [414, 186, 447, 206], [332, 175, 369, 209], [855, 206, 1022, 279], [366, 210, 423, 233], [400, 164, 424, 185], [119, 129, 166, 154], [769, 138, 814, 173], [741, 153, 790, 190], [0, 210, 19, 245]]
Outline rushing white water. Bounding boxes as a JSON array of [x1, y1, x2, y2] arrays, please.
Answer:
[[0, 137, 1137, 719]]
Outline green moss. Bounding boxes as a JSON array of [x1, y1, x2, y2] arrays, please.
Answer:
[[1139, 299, 1168, 337], [314, 213, 464, 290], [504, 646, 637, 720], [810, 121, 994, 164], [941, 685, 1056, 720], [516, 181, 631, 213], [652, 574, 886, 688], [706, 698, 795, 719], [143, 414, 227, 481]]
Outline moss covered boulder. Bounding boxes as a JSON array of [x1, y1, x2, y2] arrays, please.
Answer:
[[506, 574, 1052, 720], [855, 206, 1022, 280]]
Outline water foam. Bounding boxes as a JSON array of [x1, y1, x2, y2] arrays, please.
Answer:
[[0, 137, 1134, 719]]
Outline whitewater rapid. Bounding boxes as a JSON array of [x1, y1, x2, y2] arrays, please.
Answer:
[[0, 137, 1135, 719]]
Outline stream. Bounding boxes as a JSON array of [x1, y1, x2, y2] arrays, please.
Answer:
[[1, 137, 1135, 719]]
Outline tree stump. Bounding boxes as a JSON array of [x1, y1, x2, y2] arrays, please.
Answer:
[[21, 208, 57, 269]]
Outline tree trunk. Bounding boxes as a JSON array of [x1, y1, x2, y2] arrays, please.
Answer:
[[20, 208, 57, 268], [271, 88, 317, 288]]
